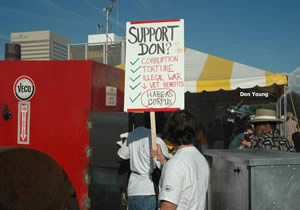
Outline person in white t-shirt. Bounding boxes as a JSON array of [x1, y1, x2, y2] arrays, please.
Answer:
[[153, 110, 209, 210], [117, 112, 169, 210]]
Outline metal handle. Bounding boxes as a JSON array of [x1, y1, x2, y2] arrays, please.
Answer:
[[2, 104, 12, 120], [233, 167, 241, 174]]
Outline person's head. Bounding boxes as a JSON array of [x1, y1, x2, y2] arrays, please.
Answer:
[[246, 125, 254, 134], [287, 112, 294, 120], [164, 110, 196, 146], [249, 109, 282, 136], [253, 122, 275, 136]]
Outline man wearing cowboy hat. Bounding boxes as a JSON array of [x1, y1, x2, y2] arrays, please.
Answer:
[[247, 109, 295, 152]]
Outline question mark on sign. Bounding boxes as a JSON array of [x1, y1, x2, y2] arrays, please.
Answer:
[[166, 42, 172, 54]]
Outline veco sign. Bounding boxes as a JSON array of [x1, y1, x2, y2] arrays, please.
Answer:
[[13, 75, 35, 101], [13, 75, 35, 145], [124, 19, 185, 112]]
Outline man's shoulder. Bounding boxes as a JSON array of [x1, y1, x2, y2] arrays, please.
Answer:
[[165, 154, 184, 170], [292, 120, 298, 125], [287, 119, 297, 125], [252, 134, 264, 141], [276, 135, 290, 142], [262, 132, 295, 151], [126, 127, 151, 145], [156, 136, 166, 145], [170, 148, 199, 163], [233, 133, 244, 140], [131, 126, 150, 132], [128, 127, 150, 137], [166, 148, 208, 173]]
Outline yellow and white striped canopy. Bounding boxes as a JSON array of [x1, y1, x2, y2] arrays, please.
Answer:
[[115, 48, 287, 93], [184, 48, 287, 93]]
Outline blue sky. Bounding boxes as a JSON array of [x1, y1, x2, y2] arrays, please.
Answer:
[[0, 0, 300, 77]]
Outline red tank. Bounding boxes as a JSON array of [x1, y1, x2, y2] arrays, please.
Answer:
[[0, 60, 124, 209]]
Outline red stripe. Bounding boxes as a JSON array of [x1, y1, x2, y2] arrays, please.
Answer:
[[127, 108, 180, 112], [130, 19, 181, 25]]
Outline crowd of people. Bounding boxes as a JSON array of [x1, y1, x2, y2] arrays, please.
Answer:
[[116, 108, 299, 210]]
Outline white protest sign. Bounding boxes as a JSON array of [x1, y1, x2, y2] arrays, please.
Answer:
[[124, 19, 184, 112]]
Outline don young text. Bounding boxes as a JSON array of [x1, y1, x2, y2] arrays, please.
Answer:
[[240, 92, 269, 98]]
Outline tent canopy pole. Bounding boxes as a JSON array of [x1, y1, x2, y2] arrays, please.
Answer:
[[284, 85, 287, 138]]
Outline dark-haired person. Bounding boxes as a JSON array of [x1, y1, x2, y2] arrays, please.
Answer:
[[229, 122, 253, 149], [117, 112, 169, 210], [153, 110, 209, 210]]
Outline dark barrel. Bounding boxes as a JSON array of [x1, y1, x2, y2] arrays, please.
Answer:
[[0, 147, 79, 210], [5, 43, 21, 60]]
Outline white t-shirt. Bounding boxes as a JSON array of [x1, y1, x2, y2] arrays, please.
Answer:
[[117, 126, 169, 196], [159, 146, 209, 210]]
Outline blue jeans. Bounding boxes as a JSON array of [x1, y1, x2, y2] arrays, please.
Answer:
[[127, 195, 157, 210]]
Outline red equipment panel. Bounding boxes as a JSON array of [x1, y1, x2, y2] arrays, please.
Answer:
[[0, 60, 124, 209]]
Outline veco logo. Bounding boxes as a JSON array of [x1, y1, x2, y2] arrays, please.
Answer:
[[13, 76, 35, 101]]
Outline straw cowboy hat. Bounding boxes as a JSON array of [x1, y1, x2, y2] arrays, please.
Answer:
[[249, 109, 283, 123]]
